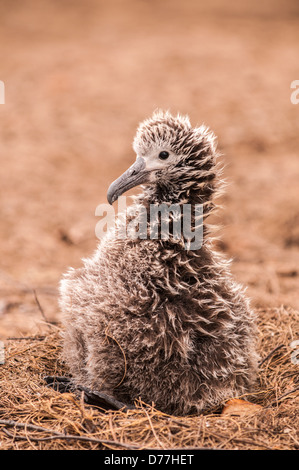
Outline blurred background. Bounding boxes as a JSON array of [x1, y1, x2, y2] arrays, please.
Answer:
[[0, 0, 298, 338]]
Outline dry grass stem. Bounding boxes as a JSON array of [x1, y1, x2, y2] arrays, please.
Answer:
[[0, 307, 298, 450]]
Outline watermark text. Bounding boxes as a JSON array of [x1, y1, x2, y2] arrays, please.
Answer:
[[95, 196, 203, 250], [0, 81, 4, 104]]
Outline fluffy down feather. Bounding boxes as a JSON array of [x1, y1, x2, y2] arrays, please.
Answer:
[[59, 110, 259, 415]]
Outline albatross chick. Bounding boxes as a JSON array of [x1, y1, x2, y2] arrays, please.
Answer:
[[59, 110, 259, 415]]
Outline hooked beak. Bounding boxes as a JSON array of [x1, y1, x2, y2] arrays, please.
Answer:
[[107, 157, 149, 205]]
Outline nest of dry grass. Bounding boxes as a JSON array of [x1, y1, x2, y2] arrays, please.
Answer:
[[0, 306, 298, 450]]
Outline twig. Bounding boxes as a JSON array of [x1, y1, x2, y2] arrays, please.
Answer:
[[0, 270, 57, 296], [33, 289, 49, 323], [1, 428, 139, 448], [1, 426, 217, 450], [259, 344, 285, 367], [0, 418, 217, 450], [0, 419, 62, 434], [281, 371, 299, 379], [263, 385, 299, 409], [226, 436, 273, 450], [275, 386, 299, 402], [204, 429, 273, 450], [0, 419, 139, 449], [143, 407, 166, 449], [7, 336, 46, 341]]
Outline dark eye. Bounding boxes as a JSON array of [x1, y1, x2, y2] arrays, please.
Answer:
[[159, 151, 169, 160]]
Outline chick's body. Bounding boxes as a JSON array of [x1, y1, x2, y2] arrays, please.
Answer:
[[60, 111, 258, 415]]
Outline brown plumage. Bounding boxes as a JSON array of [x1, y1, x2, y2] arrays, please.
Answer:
[[59, 110, 259, 415]]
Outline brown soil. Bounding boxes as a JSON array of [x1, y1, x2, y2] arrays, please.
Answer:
[[1, 0, 299, 338], [1, 0, 299, 336]]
